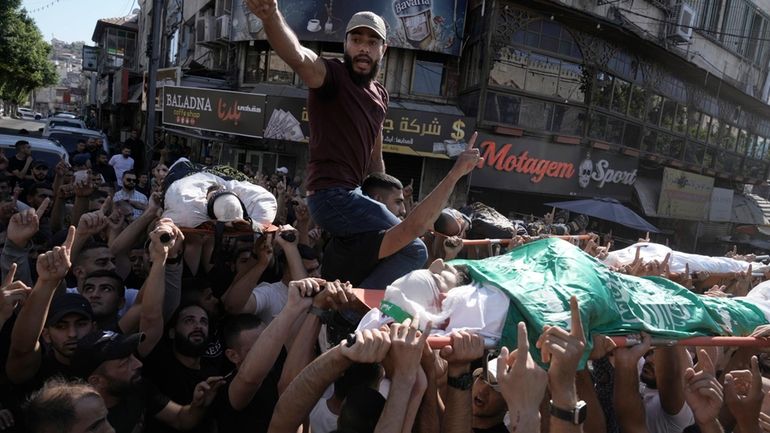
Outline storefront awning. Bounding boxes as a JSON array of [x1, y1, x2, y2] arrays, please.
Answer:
[[633, 177, 660, 217], [732, 194, 767, 225]]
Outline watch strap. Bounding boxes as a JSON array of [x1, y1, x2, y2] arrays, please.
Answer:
[[549, 400, 587, 425], [447, 372, 473, 390], [308, 306, 332, 324]]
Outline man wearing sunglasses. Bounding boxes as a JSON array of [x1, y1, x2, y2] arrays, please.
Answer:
[[113, 171, 148, 221]]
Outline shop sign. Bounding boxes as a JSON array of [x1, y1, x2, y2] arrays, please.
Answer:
[[162, 86, 266, 138], [231, 0, 467, 56], [470, 135, 638, 200], [261, 96, 475, 157], [657, 167, 714, 221], [143, 67, 181, 112]]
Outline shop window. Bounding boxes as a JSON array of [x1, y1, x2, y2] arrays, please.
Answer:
[[484, 92, 520, 124], [412, 58, 445, 96], [267, 51, 293, 83], [684, 141, 706, 165], [628, 85, 646, 119], [593, 72, 613, 109], [646, 94, 663, 125], [623, 123, 642, 149], [737, 129, 748, 155], [660, 99, 676, 130], [611, 78, 631, 114], [244, 48, 267, 84], [519, 98, 553, 131], [525, 53, 559, 96], [551, 105, 584, 136], [557, 61, 583, 102], [673, 104, 687, 134]]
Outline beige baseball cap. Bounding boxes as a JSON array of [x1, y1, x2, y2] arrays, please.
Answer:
[[346, 11, 387, 40]]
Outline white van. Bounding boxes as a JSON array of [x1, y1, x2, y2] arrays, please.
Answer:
[[42, 118, 88, 137]]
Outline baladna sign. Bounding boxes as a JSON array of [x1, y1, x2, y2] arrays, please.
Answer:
[[162, 86, 266, 138]]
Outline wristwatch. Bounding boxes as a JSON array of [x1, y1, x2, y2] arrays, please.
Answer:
[[549, 400, 587, 425], [447, 372, 473, 390], [308, 306, 333, 324]]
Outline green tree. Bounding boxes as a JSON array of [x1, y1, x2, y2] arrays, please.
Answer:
[[0, 0, 58, 105]]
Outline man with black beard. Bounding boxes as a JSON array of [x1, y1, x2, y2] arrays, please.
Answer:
[[143, 303, 221, 433], [246, 0, 429, 289], [71, 330, 222, 433]]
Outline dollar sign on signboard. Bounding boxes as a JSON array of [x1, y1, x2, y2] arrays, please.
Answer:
[[451, 120, 465, 141]]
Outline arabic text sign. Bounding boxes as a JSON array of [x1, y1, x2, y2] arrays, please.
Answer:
[[231, 0, 467, 56], [261, 96, 475, 157], [657, 167, 715, 220], [162, 86, 266, 138]]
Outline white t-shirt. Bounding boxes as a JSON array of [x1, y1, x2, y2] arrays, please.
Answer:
[[251, 281, 288, 324], [309, 386, 338, 433], [108, 155, 134, 187], [642, 387, 694, 433]]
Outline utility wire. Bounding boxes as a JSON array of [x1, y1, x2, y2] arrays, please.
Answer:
[[618, 8, 770, 42]]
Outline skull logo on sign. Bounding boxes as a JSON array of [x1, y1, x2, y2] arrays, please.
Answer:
[[578, 158, 593, 189]]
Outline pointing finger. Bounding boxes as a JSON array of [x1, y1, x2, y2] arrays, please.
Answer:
[[62, 226, 76, 251], [3, 263, 16, 287], [569, 296, 584, 342], [36, 197, 50, 218], [100, 195, 112, 215], [466, 131, 478, 150]]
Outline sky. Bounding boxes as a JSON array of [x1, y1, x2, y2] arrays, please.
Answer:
[[21, 0, 137, 44]]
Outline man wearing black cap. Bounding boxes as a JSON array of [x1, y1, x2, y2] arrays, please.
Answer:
[[7, 228, 85, 388], [72, 330, 223, 433]]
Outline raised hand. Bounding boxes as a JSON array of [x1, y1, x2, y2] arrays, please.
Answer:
[[7, 198, 49, 247], [287, 277, 324, 311], [388, 318, 432, 377], [439, 330, 485, 376], [683, 349, 723, 425], [340, 328, 392, 363], [275, 224, 299, 247], [191, 376, 225, 408], [613, 332, 652, 368], [312, 279, 354, 310], [536, 296, 586, 391], [77, 199, 111, 239], [451, 131, 482, 177], [498, 322, 547, 413], [36, 226, 76, 283], [245, 0, 277, 20], [725, 355, 764, 428], [252, 233, 274, 266], [0, 264, 31, 325], [148, 219, 183, 262]]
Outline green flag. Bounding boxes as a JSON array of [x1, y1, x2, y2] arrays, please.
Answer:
[[451, 238, 767, 368]]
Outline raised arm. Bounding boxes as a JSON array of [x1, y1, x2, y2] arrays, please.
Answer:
[[268, 329, 391, 433], [245, 0, 326, 88], [380, 133, 480, 259], [6, 226, 75, 384], [439, 331, 485, 433], [221, 235, 272, 315], [228, 277, 318, 410], [612, 333, 651, 433]]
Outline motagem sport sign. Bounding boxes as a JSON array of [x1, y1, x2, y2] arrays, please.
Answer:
[[470, 135, 638, 200], [162, 86, 266, 138]]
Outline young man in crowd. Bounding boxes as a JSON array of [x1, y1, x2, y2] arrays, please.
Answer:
[[8, 140, 33, 188], [108, 145, 134, 189], [78, 270, 126, 332], [112, 171, 148, 221]]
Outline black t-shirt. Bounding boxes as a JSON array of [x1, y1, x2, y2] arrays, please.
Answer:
[[322, 230, 386, 286], [473, 424, 509, 433], [108, 380, 170, 433], [212, 349, 286, 433], [143, 342, 221, 433], [94, 163, 117, 184], [7, 156, 29, 187]]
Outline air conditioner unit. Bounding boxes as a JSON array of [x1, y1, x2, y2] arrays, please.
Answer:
[[196, 16, 215, 43], [668, 2, 696, 43], [216, 15, 230, 40]]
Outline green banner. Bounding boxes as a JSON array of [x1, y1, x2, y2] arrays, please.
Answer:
[[451, 238, 767, 368]]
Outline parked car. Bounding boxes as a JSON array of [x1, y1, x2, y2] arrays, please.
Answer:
[[47, 126, 110, 154], [16, 107, 43, 120], [41, 118, 88, 137], [53, 112, 79, 119], [0, 134, 69, 168]]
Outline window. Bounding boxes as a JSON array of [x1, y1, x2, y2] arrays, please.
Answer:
[[244, 47, 267, 84], [721, 0, 751, 55], [512, 19, 583, 59], [628, 85, 646, 119], [708, 117, 721, 145], [525, 53, 559, 97], [684, 142, 706, 165], [593, 72, 614, 109], [490, 48, 528, 90], [484, 92, 520, 124], [646, 94, 662, 125], [551, 105, 584, 135], [489, 51, 584, 102], [557, 61, 583, 102], [412, 59, 444, 96], [519, 98, 553, 131], [611, 78, 631, 114], [267, 51, 293, 83], [642, 129, 658, 153], [660, 99, 676, 130], [623, 123, 642, 149], [461, 42, 482, 89], [737, 129, 749, 155], [674, 104, 687, 134]]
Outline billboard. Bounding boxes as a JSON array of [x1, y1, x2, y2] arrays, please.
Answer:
[[82, 46, 99, 72], [469, 136, 638, 200], [657, 167, 714, 220], [709, 187, 734, 222], [231, 0, 468, 56], [162, 86, 266, 138]]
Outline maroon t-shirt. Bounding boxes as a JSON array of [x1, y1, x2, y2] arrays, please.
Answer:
[[306, 58, 388, 191]]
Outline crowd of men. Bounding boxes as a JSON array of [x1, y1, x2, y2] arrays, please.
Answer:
[[1, 1, 770, 433]]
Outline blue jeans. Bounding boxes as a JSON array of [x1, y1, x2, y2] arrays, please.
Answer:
[[308, 187, 427, 289]]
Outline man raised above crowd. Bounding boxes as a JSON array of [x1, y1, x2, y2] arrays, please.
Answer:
[[246, 0, 427, 288]]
